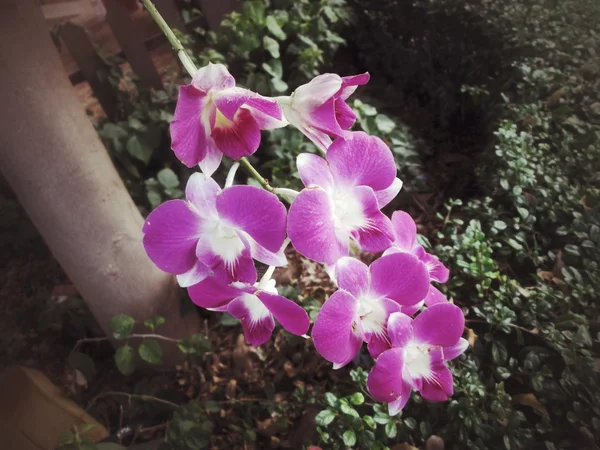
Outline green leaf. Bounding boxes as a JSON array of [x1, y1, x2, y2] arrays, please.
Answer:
[[385, 421, 397, 438], [343, 430, 357, 447], [404, 417, 417, 429], [517, 207, 530, 219], [325, 392, 338, 407], [375, 114, 396, 134], [144, 315, 166, 332], [363, 415, 376, 429], [126, 135, 153, 164], [96, 444, 127, 450], [114, 345, 136, 375], [265, 16, 286, 40], [139, 339, 163, 364], [493, 220, 507, 230], [262, 60, 283, 79], [110, 314, 135, 340], [271, 78, 288, 93], [315, 409, 336, 426], [263, 36, 280, 58], [68, 351, 96, 381], [177, 333, 212, 355], [157, 169, 179, 189], [349, 392, 365, 405], [374, 412, 390, 424]]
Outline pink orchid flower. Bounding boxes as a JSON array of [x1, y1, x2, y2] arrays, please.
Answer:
[[277, 73, 369, 152], [367, 304, 468, 415], [170, 63, 286, 176], [384, 211, 451, 313], [143, 172, 287, 285], [188, 267, 310, 346], [311, 253, 430, 369], [287, 132, 403, 265]]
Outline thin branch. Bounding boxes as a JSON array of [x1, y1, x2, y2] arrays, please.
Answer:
[[466, 319, 549, 341], [87, 391, 180, 411], [73, 333, 180, 351]]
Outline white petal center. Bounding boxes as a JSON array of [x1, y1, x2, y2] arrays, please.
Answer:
[[204, 218, 245, 264], [239, 293, 270, 321], [332, 189, 366, 234], [357, 294, 386, 335], [404, 341, 433, 379]]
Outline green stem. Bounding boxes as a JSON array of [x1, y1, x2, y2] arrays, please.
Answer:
[[239, 157, 273, 192], [140, 0, 274, 192]]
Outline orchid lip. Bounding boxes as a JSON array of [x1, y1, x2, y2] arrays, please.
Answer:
[[404, 341, 436, 380]]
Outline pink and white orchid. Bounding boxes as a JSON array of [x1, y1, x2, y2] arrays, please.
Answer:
[[143, 172, 287, 285], [170, 63, 286, 176], [287, 132, 402, 265], [277, 73, 369, 152], [188, 267, 310, 346], [311, 253, 430, 369], [367, 304, 468, 415], [384, 211, 451, 312]]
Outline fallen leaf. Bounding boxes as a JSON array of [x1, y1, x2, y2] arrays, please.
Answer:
[[465, 327, 478, 347], [512, 393, 549, 418], [226, 379, 237, 400], [538, 271, 554, 281]]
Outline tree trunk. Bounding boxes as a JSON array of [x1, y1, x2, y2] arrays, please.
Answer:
[[0, 0, 199, 363]]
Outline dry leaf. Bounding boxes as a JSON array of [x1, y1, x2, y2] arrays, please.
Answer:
[[465, 327, 478, 347], [512, 393, 549, 418], [226, 379, 237, 400], [538, 271, 554, 281]]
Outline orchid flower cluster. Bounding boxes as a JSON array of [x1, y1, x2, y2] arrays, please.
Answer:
[[142, 63, 467, 415]]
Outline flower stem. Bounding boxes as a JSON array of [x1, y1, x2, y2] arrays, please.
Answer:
[[141, 0, 197, 76], [140, 0, 274, 192], [239, 156, 274, 192]]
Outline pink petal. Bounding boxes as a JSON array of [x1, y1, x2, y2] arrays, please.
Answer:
[[334, 256, 369, 298], [339, 73, 370, 100], [228, 294, 275, 346], [293, 74, 342, 111], [388, 381, 412, 416], [420, 252, 450, 283], [195, 238, 257, 284], [365, 298, 403, 358], [191, 63, 235, 92], [413, 303, 465, 346], [370, 252, 430, 306], [257, 291, 310, 336], [170, 85, 208, 168], [349, 186, 394, 252], [212, 108, 261, 160], [288, 188, 348, 265], [334, 99, 357, 130], [311, 290, 363, 368], [386, 312, 413, 349], [212, 87, 253, 120], [400, 301, 424, 316], [187, 276, 245, 309], [444, 338, 469, 361], [367, 348, 405, 402], [375, 178, 403, 208], [309, 98, 345, 137], [390, 211, 417, 251], [297, 121, 333, 152], [419, 365, 454, 402], [327, 132, 396, 191], [245, 96, 284, 122], [296, 153, 334, 190], [143, 200, 203, 274], [185, 172, 220, 217], [216, 185, 286, 253], [198, 139, 223, 177], [242, 233, 287, 266], [176, 260, 212, 287], [424, 285, 447, 306]]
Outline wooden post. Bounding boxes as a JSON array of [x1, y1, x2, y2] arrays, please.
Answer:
[[104, 0, 163, 89], [60, 22, 119, 119], [0, 0, 199, 361]]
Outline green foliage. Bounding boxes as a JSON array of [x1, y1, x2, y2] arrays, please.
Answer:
[[138, 339, 163, 364], [114, 345, 136, 376], [109, 314, 135, 340], [159, 403, 214, 450]]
